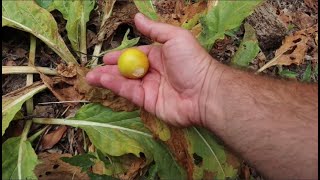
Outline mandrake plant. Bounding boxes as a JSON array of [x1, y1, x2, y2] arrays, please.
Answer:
[[2, 0, 263, 179]]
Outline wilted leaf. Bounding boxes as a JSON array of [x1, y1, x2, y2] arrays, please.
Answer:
[[198, 0, 262, 50], [2, 137, 39, 180], [134, 0, 158, 20], [61, 154, 97, 172], [48, 0, 95, 61], [2, 82, 47, 135], [33, 104, 187, 179], [231, 23, 260, 68], [40, 126, 67, 150], [35, 152, 89, 180], [302, 64, 312, 82], [99, 29, 140, 56], [40, 74, 84, 106], [74, 66, 137, 111], [258, 27, 317, 73], [2, 1, 78, 64], [185, 128, 239, 179]]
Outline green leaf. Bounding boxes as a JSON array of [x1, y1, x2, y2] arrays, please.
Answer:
[[279, 69, 297, 79], [133, 0, 159, 20], [33, 104, 187, 179], [48, 0, 95, 58], [231, 23, 260, 68], [35, 0, 54, 9], [302, 64, 312, 82], [2, 83, 47, 135], [61, 154, 97, 172], [99, 29, 140, 57], [2, 137, 39, 180], [198, 0, 262, 51], [185, 128, 238, 179], [2, 1, 78, 64]]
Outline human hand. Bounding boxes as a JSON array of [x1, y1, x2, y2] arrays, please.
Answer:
[[86, 13, 217, 127]]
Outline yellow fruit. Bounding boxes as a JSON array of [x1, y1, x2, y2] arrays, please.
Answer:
[[118, 48, 149, 79]]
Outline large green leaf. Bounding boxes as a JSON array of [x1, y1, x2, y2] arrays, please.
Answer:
[[47, 0, 95, 60], [2, 137, 39, 179], [198, 0, 262, 50], [2, 82, 47, 135], [231, 23, 260, 68], [133, 0, 159, 20], [33, 104, 187, 179], [2, 1, 78, 64], [185, 128, 238, 179]]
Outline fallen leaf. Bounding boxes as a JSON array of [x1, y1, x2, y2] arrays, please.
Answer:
[[293, 12, 315, 29], [14, 48, 28, 59], [34, 152, 89, 180], [257, 26, 317, 72], [33, 105, 56, 118], [304, 0, 318, 12], [40, 126, 68, 150]]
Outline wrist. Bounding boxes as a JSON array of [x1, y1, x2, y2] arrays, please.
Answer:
[[198, 59, 227, 131]]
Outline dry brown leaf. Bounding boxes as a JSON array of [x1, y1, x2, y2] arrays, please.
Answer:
[[40, 126, 68, 150], [74, 66, 137, 111], [118, 157, 146, 180], [304, 0, 318, 12], [293, 12, 315, 29], [33, 105, 55, 118], [40, 74, 84, 106], [35, 152, 89, 180], [258, 26, 317, 72], [57, 63, 77, 78]]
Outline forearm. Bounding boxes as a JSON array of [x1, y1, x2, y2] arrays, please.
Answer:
[[199, 61, 318, 179]]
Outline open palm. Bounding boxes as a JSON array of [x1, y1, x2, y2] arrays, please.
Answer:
[[86, 13, 213, 126]]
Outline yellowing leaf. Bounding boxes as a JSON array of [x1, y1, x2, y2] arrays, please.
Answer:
[[231, 23, 260, 68], [33, 104, 187, 179], [198, 0, 262, 50], [134, 0, 159, 20], [2, 1, 78, 64], [2, 82, 47, 135], [2, 137, 39, 179]]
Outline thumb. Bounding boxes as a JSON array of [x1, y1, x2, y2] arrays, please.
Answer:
[[134, 13, 185, 43]]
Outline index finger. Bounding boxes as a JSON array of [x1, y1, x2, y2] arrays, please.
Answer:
[[103, 45, 152, 65]]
